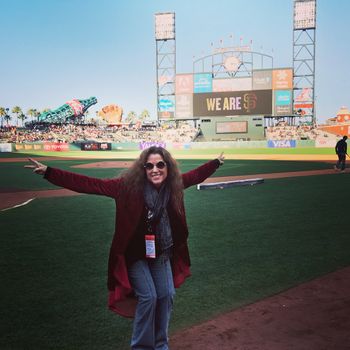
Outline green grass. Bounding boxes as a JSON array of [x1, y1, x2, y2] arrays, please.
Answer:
[[172, 147, 335, 155], [1, 155, 349, 349], [0, 146, 335, 160], [173, 174, 350, 328], [0, 160, 124, 191], [1, 158, 332, 192]]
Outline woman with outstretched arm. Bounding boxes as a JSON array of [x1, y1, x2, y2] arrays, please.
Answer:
[[25, 147, 224, 350]]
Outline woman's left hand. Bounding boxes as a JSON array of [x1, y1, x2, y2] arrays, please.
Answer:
[[217, 152, 225, 165]]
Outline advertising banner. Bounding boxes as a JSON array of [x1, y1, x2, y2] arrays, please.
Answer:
[[139, 141, 166, 150], [272, 69, 293, 90], [158, 75, 173, 86], [194, 73, 212, 93], [158, 111, 174, 119], [315, 138, 337, 148], [213, 77, 251, 92], [294, 103, 313, 109], [158, 98, 175, 112], [253, 70, 272, 90], [43, 143, 69, 151], [193, 90, 272, 117], [268, 140, 296, 148], [175, 74, 193, 94], [81, 142, 112, 151], [15, 143, 44, 151], [0, 143, 12, 152], [175, 94, 193, 119], [274, 90, 292, 115], [295, 87, 312, 102], [212, 79, 234, 92], [66, 99, 84, 116]]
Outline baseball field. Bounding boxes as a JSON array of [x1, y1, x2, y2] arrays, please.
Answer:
[[1, 147, 349, 349]]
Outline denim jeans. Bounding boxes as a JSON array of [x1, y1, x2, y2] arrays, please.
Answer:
[[128, 256, 175, 350]]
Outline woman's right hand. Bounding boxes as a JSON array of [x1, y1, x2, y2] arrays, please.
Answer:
[[24, 158, 48, 175]]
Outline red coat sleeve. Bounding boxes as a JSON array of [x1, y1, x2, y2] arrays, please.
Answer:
[[181, 159, 220, 189], [44, 167, 121, 198]]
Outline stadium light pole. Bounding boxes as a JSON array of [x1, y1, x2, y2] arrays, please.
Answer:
[[155, 12, 176, 124], [293, 0, 317, 126]]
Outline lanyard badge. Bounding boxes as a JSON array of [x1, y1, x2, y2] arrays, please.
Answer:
[[145, 235, 156, 258]]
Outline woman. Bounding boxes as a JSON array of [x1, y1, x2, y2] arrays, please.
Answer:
[[25, 147, 224, 350]]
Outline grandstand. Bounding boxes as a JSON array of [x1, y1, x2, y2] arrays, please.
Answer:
[[0, 122, 198, 145]]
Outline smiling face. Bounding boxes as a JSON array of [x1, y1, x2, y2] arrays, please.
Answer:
[[145, 153, 168, 189]]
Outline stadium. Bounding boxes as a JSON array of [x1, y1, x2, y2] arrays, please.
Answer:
[[1, 1, 350, 350]]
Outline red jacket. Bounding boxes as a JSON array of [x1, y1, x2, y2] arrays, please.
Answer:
[[44, 159, 220, 317]]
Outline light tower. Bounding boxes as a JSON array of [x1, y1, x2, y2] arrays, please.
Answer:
[[293, 0, 317, 125], [155, 12, 176, 123]]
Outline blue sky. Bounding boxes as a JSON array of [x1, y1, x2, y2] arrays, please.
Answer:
[[0, 0, 349, 123]]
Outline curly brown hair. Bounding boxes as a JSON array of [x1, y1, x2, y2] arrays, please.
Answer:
[[120, 147, 184, 213]]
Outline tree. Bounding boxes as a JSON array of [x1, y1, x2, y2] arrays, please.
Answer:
[[27, 108, 39, 123], [4, 113, 11, 126], [125, 111, 137, 124], [18, 113, 27, 127], [0, 107, 6, 128], [12, 106, 22, 127], [140, 109, 150, 122]]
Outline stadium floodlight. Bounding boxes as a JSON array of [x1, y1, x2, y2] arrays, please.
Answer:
[[155, 12, 175, 40], [294, 0, 316, 30]]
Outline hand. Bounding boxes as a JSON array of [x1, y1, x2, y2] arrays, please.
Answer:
[[217, 152, 225, 166], [24, 158, 48, 175]]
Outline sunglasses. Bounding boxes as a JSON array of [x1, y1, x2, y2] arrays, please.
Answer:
[[144, 161, 167, 170]]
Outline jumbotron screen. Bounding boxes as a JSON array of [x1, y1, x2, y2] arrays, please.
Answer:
[[172, 68, 293, 119], [216, 121, 248, 134]]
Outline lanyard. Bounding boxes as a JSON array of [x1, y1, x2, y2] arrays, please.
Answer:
[[146, 207, 154, 234]]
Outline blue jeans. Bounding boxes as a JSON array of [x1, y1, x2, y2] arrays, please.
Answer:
[[128, 257, 175, 350]]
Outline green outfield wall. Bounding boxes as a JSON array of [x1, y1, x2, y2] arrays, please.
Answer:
[[6, 139, 317, 152]]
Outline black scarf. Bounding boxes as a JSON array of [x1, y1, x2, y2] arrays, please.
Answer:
[[143, 181, 173, 252]]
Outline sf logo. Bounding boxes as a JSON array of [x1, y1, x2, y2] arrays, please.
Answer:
[[243, 93, 257, 113]]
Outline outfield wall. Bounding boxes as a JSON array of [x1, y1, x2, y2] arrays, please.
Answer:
[[3, 139, 319, 152]]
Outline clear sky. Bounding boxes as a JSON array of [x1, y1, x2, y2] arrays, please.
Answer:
[[1, 0, 349, 123]]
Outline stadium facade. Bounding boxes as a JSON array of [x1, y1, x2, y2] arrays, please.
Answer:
[[155, 0, 317, 142]]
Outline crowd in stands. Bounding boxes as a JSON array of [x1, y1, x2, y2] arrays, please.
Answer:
[[265, 122, 326, 140], [0, 123, 198, 144], [1, 120, 339, 144]]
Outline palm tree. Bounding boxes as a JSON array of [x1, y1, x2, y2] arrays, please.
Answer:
[[18, 113, 27, 127], [4, 113, 11, 126], [0, 107, 6, 128], [27, 108, 38, 123], [140, 109, 150, 122], [125, 111, 137, 124], [12, 106, 22, 127]]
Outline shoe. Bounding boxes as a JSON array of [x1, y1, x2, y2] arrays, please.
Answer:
[[334, 166, 339, 171], [340, 170, 346, 173]]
